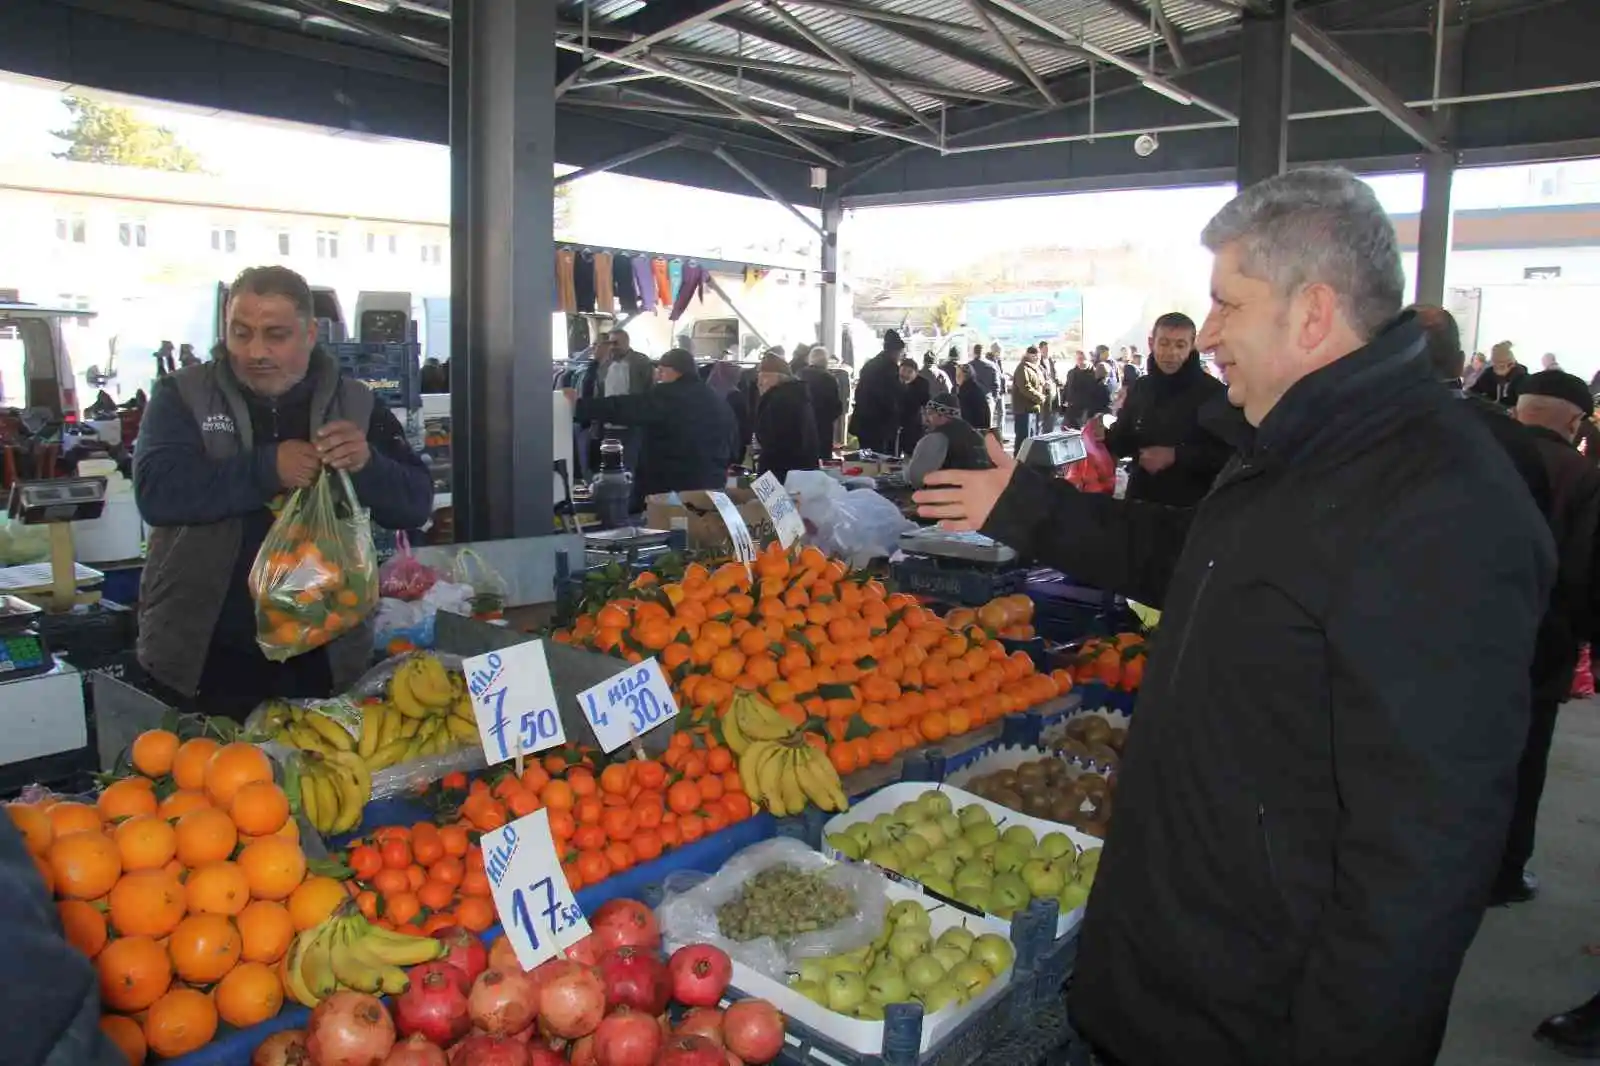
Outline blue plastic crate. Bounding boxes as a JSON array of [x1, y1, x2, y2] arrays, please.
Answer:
[[892, 558, 1027, 607], [327, 340, 422, 410]]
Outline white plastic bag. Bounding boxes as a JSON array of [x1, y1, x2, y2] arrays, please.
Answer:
[[825, 489, 915, 567], [655, 837, 889, 981]]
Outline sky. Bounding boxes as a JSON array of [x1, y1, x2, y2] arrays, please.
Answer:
[[4, 69, 1600, 280]]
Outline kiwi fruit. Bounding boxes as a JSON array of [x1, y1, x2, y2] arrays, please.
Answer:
[[1107, 728, 1128, 752], [991, 787, 1024, 810], [1081, 716, 1114, 746], [1087, 743, 1120, 769]]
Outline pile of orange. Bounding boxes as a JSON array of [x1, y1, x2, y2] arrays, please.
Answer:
[[9, 731, 346, 1064], [552, 543, 1072, 791], [341, 819, 491, 937], [949, 593, 1039, 641], [1071, 632, 1148, 692]]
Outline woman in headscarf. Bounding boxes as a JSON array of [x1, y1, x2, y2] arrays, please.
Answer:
[[704, 357, 750, 466]]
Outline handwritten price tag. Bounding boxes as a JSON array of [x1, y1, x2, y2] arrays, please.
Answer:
[[462, 640, 566, 766], [481, 809, 590, 971], [750, 472, 805, 549], [706, 490, 756, 574], [578, 657, 681, 753]]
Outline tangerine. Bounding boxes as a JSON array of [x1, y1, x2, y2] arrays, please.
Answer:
[[156, 790, 212, 820], [58, 898, 109, 958], [130, 728, 181, 779], [214, 960, 283, 1028], [109, 870, 187, 937], [8, 803, 52, 855], [236, 900, 295, 964], [287, 876, 347, 930], [237, 836, 306, 901], [229, 780, 289, 836], [50, 830, 122, 899], [97, 935, 173, 1012], [204, 743, 273, 807], [143, 987, 218, 1059], [186, 861, 251, 916], [98, 778, 159, 823], [99, 1014, 147, 1065], [170, 912, 243, 983], [48, 801, 103, 837], [114, 815, 178, 872], [175, 807, 238, 868], [171, 738, 221, 791]]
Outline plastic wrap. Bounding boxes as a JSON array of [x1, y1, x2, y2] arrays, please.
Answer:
[[345, 651, 487, 800], [378, 531, 438, 600], [655, 838, 889, 981], [823, 490, 917, 568], [248, 469, 378, 661], [449, 547, 508, 617]]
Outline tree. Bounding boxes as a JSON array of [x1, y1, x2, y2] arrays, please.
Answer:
[[554, 181, 574, 239], [51, 94, 205, 173], [933, 294, 963, 335]]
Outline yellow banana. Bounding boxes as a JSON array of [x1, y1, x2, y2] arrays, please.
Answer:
[[794, 746, 849, 812], [357, 923, 450, 967], [451, 692, 476, 724], [722, 706, 750, 755], [755, 744, 792, 815], [400, 716, 422, 739], [313, 773, 342, 834], [446, 715, 478, 746], [734, 692, 796, 741], [377, 704, 404, 747], [368, 739, 410, 770], [282, 928, 325, 1007], [778, 748, 807, 815], [330, 919, 407, 994], [408, 655, 456, 709], [287, 723, 330, 753], [298, 921, 340, 1002], [357, 707, 382, 759], [300, 767, 324, 830], [739, 739, 776, 802], [304, 713, 354, 753], [325, 754, 369, 834]]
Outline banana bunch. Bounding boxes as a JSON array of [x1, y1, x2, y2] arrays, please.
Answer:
[[282, 903, 447, 1007], [722, 690, 801, 755], [264, 702, 361, 758], [298, 750, 372, 836], [356, 694, 477, 770], [742, 733, 850, 816], [389, 653, 456, 718]]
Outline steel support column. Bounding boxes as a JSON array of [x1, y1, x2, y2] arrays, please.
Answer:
[[820, 194, 843, 360], [1415, 0, 1465, 307], [1236, 0, 1292, 189], [450, 0, 554, 540]]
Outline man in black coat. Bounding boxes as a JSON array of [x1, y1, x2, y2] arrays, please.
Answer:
[[799, 346, 843, 463], [1470, 339, 1529, 408], [850, 330, 905, 454], [753, 352, 820, 484], [1062, 351, 1101, 428], [572, 347, 734, 510], [1105, 312, 1231, 507], [916, 169, 1554, 1066], [897, 357, 931, 455]]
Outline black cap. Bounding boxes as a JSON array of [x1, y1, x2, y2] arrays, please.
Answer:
[[1521, 369, 1594, 417], [925, 391, 959, 416], [658, 348, 696, 378], [883, 329, 905, 352]]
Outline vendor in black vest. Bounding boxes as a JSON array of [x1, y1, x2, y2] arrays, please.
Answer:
[[133, 266, 434, 721], [905, 392, 994, 489]]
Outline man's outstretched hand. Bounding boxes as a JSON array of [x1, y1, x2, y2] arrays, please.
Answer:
[[913, 432, 1018, 531]]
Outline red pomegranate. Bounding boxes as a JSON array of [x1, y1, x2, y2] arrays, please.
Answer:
[[597, 947, 671, 1015], [658, 1034, 727, 1066], [468, 968, 540, 1037], [592, 1009, 665, 1066], [538, 966, 607, 1039], [668, 945, 732, 1009], [433, 927, 490, 987], [395, 963, 472, 1046], [722, 1001, 785, 1065], [588, 899, 660, 953]]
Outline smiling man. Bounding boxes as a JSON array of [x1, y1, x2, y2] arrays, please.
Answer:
[[134, 266, 433, 720], [915, 168, 1553, 1066]]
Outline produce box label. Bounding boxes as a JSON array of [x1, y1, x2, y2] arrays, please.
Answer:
[[462, 640, 567, 765], [706, 490, 757, 570], [750, 472, 806, 548], [577, 657, 681, 753], [481, 808, 590, 970]]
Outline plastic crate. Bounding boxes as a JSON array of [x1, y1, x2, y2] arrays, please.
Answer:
[[892, 557, 1028, 607], [1025, 575, 1136, 644], [326, 340, 421, 410]]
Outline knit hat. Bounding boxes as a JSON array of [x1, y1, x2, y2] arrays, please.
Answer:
[[1521, 369, 1594, 416], [758, 352, 791, 375], [658, 348, 696, 378], [925, 392, 959, 417], [883, 329, 905, 353]]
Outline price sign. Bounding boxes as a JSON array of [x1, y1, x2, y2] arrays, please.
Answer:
[[462, 640, 566, 766], [750, 472, 806, 549], [481, 808, 590, 971], [578, 657, 681, 753], [706, 490, 757, 572]]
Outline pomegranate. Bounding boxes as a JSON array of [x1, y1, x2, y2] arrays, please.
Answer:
[[722, 1001, 784, 1065], [526, 1047, 566, 1066], [396, 963, 473, 1045], [306, 991, 397, 1066], [527, 957, 579, 1001], [675, 1009, 725, 1047], [589, 899, 660, 953], [658, 1034, 727, 1066], [469, 968, 540, 1037], [538, 965, 607, 1039], [725, 1053, 745, 1066], [434, 927, 490, 987], [567, 1035, 596, 1066], [252, 1029, 310, 1066], [564, 934, 604, 968], [592, 1009, 664, 1066], [384, 1034, 450, 1066], [449, 1034, 527, 1066], [668, 945, 732, 1008], [597, 947, 671, 1014], [488, 936, 522, 974]]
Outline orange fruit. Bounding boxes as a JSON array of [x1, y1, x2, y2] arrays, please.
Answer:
[[97, 935, 173, 1012], [175, 807, 238, 868], [171, 737, 221, 791], [214, 960, 284, 1028], [186, 861, 251, 916], [50, 830, 122, 899], [100, 1013, 147, 1065], [169, 912, 243, 983], [131, 728, 181, 779], [229, 780, 289, 836], [204, 743, 274, 807], [236, 900, 295, 964], [48, 801, 103, 837], [237, 836, 306, 901], [156, 790, 211, 820], [98, 777, 159, 823], [7, 803, 53, 855], [109, 870, 187, 937], [143, 987, 218, 1059], [287, 876, 347, 931], [58, 898, 109, 958], [114, 814, 178, 872]]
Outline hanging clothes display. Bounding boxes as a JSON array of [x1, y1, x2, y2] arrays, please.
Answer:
[[668, 258, 686, 302], [574, 251, 598, 312], [744, 266, 769, 286], [632, 256, 657, 312], [651, 258, 672, 307], [669, 263, 707, 322], [593, 251, 614, 312], [613, 254, 640, 313], [556, 248, 578, 314]]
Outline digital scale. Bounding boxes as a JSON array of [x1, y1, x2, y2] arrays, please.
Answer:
[[0, 596, 52, 680], [1018, 429, 1089, 475], [892, 528, 1027, 607]]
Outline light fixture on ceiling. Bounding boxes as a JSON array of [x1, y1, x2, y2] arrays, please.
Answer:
[[794, 111, 860, 132], [1141, 78, 1194, 106], [334, 0, 399, 12]]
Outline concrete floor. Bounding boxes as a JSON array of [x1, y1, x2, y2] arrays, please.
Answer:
[[1443, 697, 1600, 1065]]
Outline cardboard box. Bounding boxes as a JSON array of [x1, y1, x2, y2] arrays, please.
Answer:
[[645, 489, 776, 553]]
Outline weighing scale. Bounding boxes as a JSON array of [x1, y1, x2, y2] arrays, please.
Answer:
[[892, 528, 1027, 607], [1018, 430, 1089, 475]]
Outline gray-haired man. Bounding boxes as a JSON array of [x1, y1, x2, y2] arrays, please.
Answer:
[[915, 168, 1553, 1065]]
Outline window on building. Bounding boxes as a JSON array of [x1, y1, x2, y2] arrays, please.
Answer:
[[420, 243, 442, 265], [57, 294, 91, 326], [277, 231, 292, 255], [317, 231, 340, 259], [366, 232, 400, 255], [56, 216, 87, 244], [211, 227, 237, 253], [118, 221, 147, 248]]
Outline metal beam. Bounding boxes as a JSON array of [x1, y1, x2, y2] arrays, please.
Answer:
[[703, 275, 770, 349], [785, 0, 1036, 91], [1148, 0, 1190, 70], [711, 146, 828, 240], [280, 0, 446, 62], [653, 58, 907, 126], [782, 0, 1096, 56], [554, 0, 747, 97], [1415, 0, 1464, 306], [820, 194, 843, 359], [1237, 0, 1291, 188], [554, 135, 687, 187], [1290, 15, 1443, 152], [671, 72, 847, 166], [761, 1, 943, 136], [960, 0, 1058, 105]]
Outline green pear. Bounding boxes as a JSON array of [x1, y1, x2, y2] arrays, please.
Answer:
[[992, 842, 1030, 874], [1036, 832, 1074, 861], [916, 979, 963, 1012], [953, 864, 993, 892], [827, 832, 863, 860], [1000, 825, 1037, 851], [1022, 857, 1068, 898], [909, 820, 947, 850], [954, 884, 991, 913], [826, 971, 868, 1012], [845, 823, 876, 852], [919, 790, 954, 818], [898, 833, 932, 863], [887, 928, 932, 963], [894, 800, 927, 824], [920, 874, 955, 897], [793, 979, 827, 1005], [866, 843, 906, 871], [935, 814, 963, 842], [1077, 848, 1102, 874], [865, 960, 910, 1004], [936, 926, 976, 954], [970, 933, 1015, 976], [1057, 881, 1091, 913], [904, 954, 947, 992], [931, 944, 969, 972], [946, 836, 976, 862], [888, 899, 932, 932], [924, 851, 958, 880], [948, 958, 995, 997], [990, 872, 1031, 916], [854, 1001, 886, 1020], [958, 804, 992, 830], [963, 821, 999, 849], [797, 958, 831, 986], [828, 951, 869, 976]]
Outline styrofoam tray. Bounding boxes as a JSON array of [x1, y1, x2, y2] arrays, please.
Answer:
[[823, 781, 1100, 941], [727, 876, 1015, 1057]]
